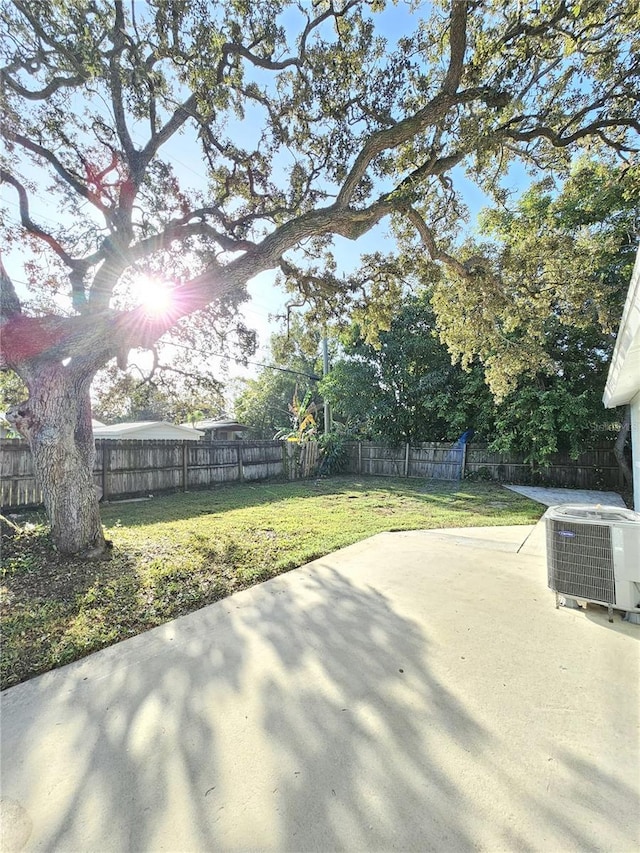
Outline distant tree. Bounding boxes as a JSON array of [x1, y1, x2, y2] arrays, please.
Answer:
[[430, 160, 639, 399], [324, 278, 627, 464], [234, 316, 322, 438], [235, 370, 302, 439], [316, 357, 379, 437], [489, 318, 624, 463], [1, 1, 637, 553], [91, 359, 226, 424], [0, 369, 26, 415], [322, 292, 494, 443]]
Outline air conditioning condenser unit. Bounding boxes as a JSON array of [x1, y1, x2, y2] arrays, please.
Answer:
[[545, 504, 640, 621]]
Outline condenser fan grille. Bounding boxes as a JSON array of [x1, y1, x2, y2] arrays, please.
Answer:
[[546, 520, 616, 604]]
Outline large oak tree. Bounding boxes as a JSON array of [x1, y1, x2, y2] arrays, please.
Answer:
[[430, 159, 640, 399], [1, 0, 638, 554]]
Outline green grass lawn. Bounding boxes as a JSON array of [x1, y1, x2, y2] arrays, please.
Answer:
[[0, 476, 542, 689]]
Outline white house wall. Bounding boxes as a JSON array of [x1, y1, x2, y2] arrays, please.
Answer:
[[631, 391, 640, 511], [603, 246, 640, 509], [603, 248, 640, 408]]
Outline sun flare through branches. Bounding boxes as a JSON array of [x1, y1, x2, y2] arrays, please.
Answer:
[[135, 276, 175, 319]]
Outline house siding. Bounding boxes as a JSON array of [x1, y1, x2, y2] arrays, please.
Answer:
[[631, 390, 640, 511]]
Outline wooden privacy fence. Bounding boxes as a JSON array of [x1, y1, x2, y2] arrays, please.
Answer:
[[342, 441, 623, 490], [343, 442, 464, 480], [462, 444, 623, 489], [0, 439, 316, 510], [0, 437, 623, 511]]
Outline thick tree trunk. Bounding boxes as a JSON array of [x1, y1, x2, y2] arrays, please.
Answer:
[[7, 364, 106, 557]]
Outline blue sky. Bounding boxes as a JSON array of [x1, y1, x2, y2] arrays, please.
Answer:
[[2, 128, 529, 393], [1, 0, 535, 397]]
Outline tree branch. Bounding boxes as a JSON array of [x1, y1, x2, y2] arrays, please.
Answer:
[[0, 256, 22, 319], [335, 93, 454, 208], [403, 206, 471, 279], [1, 169, 77, 268], [127, 221, 257, 261], [335, 82, 506, 209], [298, 1, 360, 61], [11, 0, 88, 74], [4, 129, 111, 214], [442, 0, 468, 94], [558, 68, 640, 135], [220, 43, 300, 72], [139, 94, 198, 170], [505, 117, 640, 149], [515, 57, 563, 101], [395, 149, 467, 197], [0, 71, 87, 100], [106, 196, 400, 352], [215, 1, 360, 83], [109, 0, 136, 166], [501, 2, 572, 45]]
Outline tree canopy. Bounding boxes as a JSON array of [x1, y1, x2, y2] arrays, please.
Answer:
[[323, 284, 625, 462], [2, 1, 638, 367], [1, 0, 638, 553], [324, 161, 635, 462], [90, 361, 226, 424], [322, 291, 494, 444], [429, 159, 640, 398], [234, 315, 323, 439]]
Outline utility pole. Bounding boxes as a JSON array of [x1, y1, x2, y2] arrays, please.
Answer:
[[322, 337, 331, 435]]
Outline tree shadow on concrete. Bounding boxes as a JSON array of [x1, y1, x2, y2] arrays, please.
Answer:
[[1, 603, 249, 851], [1, 554, 637, 851], [252, 567, 490, 850]]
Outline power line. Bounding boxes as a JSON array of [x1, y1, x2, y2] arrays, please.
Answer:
[[167, 340, 320, 381]]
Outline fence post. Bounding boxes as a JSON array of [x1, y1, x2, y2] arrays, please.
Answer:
[[101, 440, 109, 501], [404, 442, 410, 477], [460, 442, 467, 481], [182, 441, 188, 492], [237, 443, 244, 482], [358, 441, 362, 475]]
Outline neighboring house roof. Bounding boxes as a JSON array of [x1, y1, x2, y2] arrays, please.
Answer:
[[180, 419, 249, 432], [93, 421, 204, 440], [603, 246, 640, 408], [91, 418, 105, 427]]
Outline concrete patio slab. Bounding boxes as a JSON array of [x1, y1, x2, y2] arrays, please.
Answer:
[[1, 525, 639, 853], [504, 485, 627, 508]]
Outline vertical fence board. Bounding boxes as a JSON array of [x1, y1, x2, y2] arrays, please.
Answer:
[[1, 438, 290, 509], [0, 436, 624, 510], [342, 442, 622, 488]]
